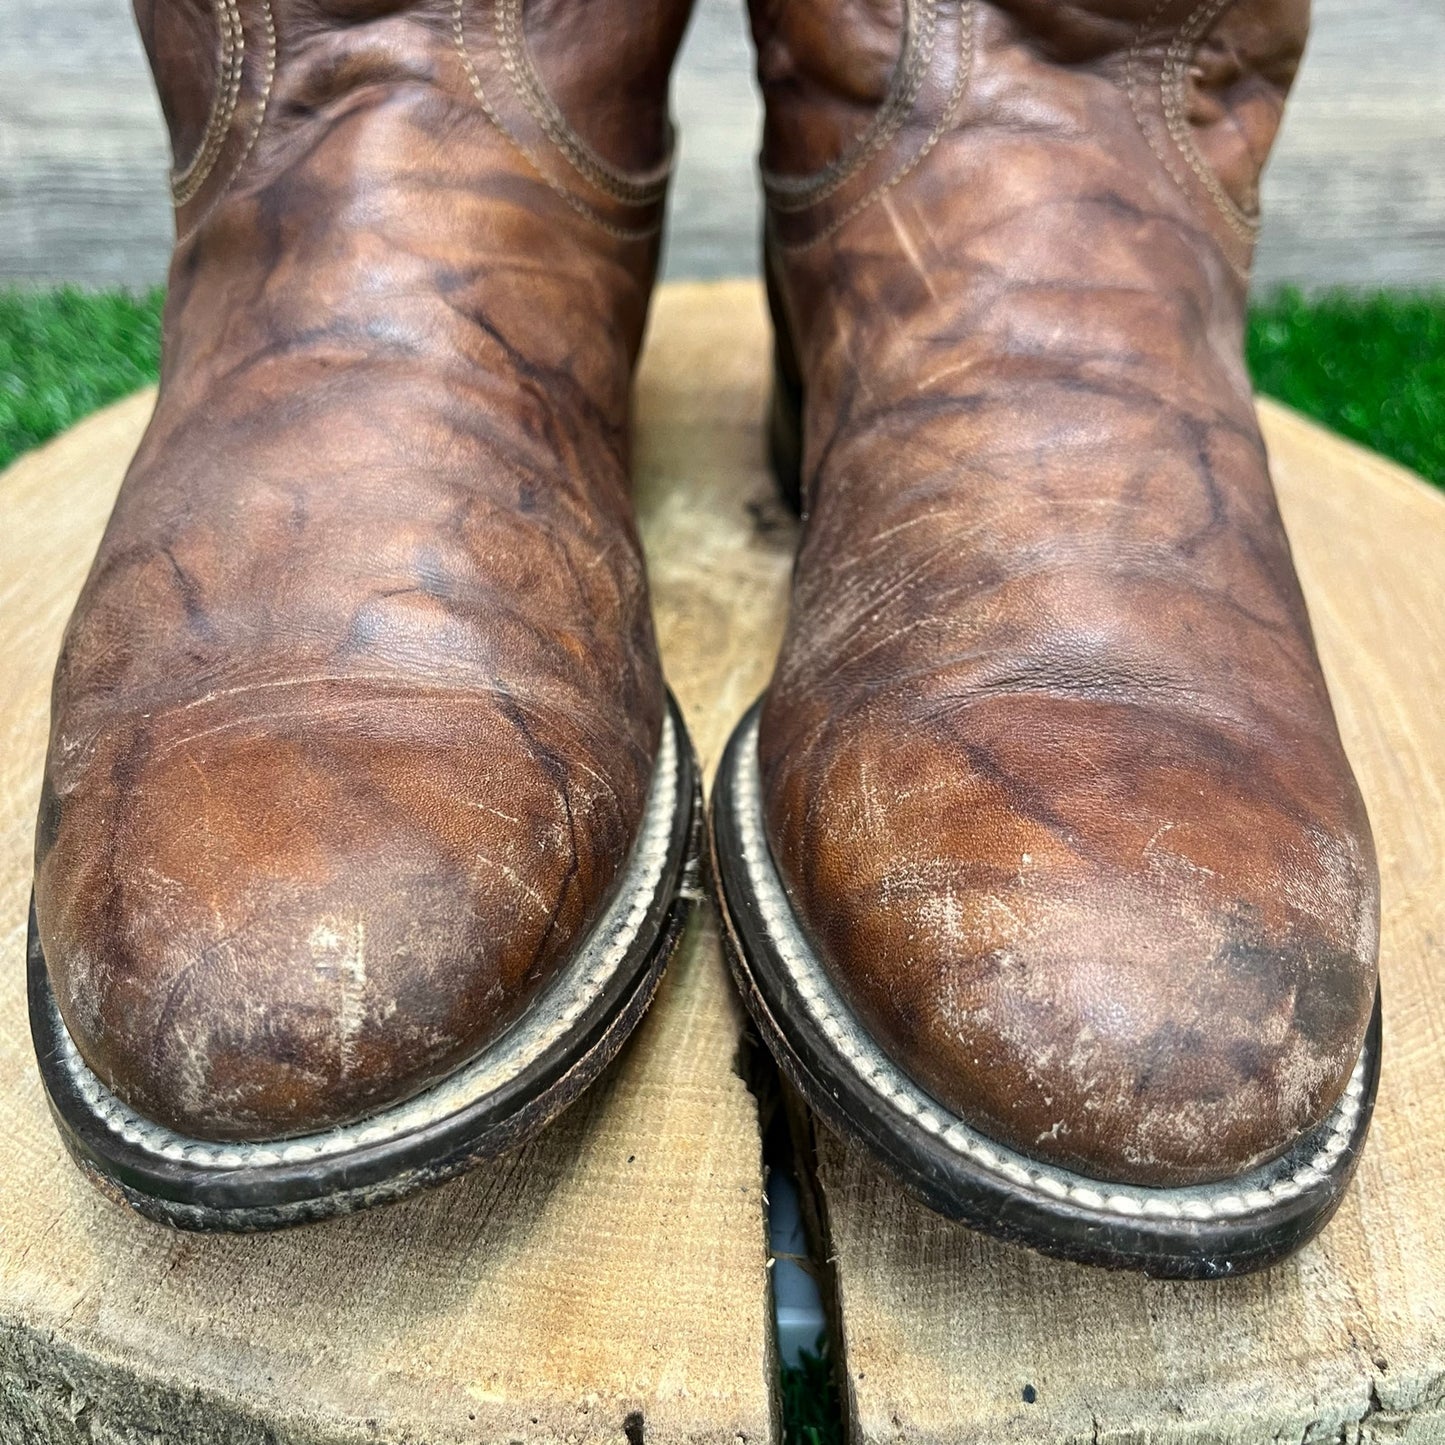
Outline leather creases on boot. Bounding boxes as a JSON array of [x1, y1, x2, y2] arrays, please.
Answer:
[[30, 0, 699, 1229], [712, 0, 1381, 1275]]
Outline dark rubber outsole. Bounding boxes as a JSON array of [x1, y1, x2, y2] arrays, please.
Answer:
[[709, 703, 1382, 1279], [29, 695, 702, 1232]]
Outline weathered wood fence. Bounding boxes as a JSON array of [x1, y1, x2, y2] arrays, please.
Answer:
[[1, 0, 1442, 289]]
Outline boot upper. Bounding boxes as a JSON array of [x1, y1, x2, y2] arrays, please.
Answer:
[[751, 0, 1380, 1186]]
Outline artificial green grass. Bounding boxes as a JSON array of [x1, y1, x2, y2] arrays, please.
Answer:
[[0, 287, 163, 471], [1246, 289, 1445, 488], [1, 286, 1441, 489], [781, 1341, 844, 1445]]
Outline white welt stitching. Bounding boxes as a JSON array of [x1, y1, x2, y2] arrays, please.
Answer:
[[51, 712, 681, 1170], [732, 713, 1367, 1222]]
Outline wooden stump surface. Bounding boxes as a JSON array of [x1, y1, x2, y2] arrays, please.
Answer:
[[2, 278, 1443, 1444]]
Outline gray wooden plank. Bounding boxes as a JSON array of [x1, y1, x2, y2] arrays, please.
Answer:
[[0, 0, 171, 288], [1253, 1, 1445, 290]]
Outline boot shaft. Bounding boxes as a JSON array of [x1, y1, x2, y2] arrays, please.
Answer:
[[135, 0, 695, 245], [749, 0, 1309, 271]]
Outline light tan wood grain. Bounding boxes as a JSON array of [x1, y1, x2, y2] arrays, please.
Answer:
[[808, 369, 1445, 1443], [0, 282, 787, 1445]]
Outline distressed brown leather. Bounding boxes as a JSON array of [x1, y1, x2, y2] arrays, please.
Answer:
[[33, 0, 692, 1141], [751, 0, 1381, 1186]]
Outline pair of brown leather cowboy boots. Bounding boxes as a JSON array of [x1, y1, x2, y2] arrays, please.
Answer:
[[29, 0, 1380, 1277]]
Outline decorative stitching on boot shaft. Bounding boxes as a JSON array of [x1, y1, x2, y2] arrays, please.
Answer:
[[496, 0, 671, 207], [1163, 0, 1262, 240], [176, 0, 276, 246], [760, 0, 935, 212], [171, 0, 246, 206], [769, 0, 975, 254], [453, 0, 666, 241], [1126, 0, 1260, 257]]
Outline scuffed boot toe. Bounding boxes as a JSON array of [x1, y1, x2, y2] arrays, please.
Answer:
[[768, 698, 1377, 1188], [32, 683, 693, 1223], [837, 842, 1378, 1192], [711, 698, 1380, 1274]]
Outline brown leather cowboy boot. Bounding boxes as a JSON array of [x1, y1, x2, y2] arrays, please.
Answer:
[[711, 0, 1381, 1275], [29, 0, 699, 1229]]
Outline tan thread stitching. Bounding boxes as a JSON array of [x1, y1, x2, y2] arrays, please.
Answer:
[[772, 0, 974, 253], [496, 0, 670, 206], [762, 0, 935, 212], [171, 0, 245, 205], [453, 0, 662, 242], [1163, 0, 1260, 240], [177, 0, 276, 246], [1126, 0, 1201, 201], [1125, 0, 1257, 257]]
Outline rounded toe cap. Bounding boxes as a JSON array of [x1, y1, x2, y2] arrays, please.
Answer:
[[761, 698, 1379, 1187], [35, 685, 658, 1141]]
